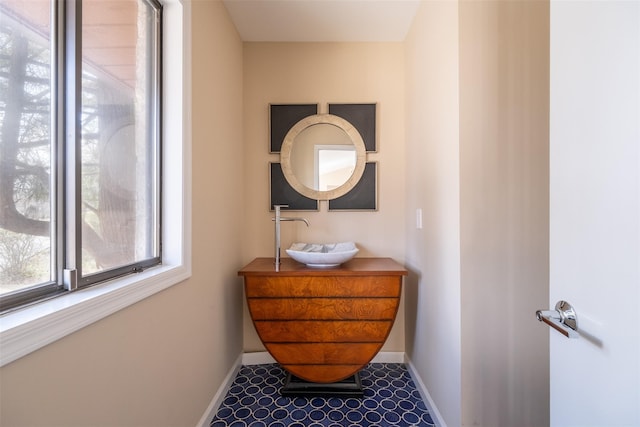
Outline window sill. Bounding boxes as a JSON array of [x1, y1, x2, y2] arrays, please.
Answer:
[[0, 263, 191, 367]]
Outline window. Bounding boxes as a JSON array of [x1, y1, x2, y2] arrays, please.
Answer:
[[0, 0, 162, 312]]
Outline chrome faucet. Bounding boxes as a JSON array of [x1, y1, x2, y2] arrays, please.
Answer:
[[273, 205, 309, 271]]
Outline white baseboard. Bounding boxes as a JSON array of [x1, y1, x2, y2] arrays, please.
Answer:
[[195, 353, 242, 427], [405, 355, 447, 427], [242, 351, 276, 365], [372, 351, 405, 363]]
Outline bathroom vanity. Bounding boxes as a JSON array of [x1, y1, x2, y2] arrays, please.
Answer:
[[238, 257, 407, 396]]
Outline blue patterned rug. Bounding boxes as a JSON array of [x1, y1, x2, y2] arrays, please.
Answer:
[[210, 363, 435, 426]]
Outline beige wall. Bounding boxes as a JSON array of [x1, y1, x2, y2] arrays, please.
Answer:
[[242, 42, 407, 352], [459, 1, 550, 426], [404, 2, 462, 426], [0, 2, 245, 426], [405, 1, 549, 426]]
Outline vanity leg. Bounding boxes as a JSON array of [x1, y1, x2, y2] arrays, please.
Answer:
[[280, 372, 364, 397]]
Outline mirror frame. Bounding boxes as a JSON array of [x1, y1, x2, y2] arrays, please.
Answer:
[[280, 114, 367, 201]]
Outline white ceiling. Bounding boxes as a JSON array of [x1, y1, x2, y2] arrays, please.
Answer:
[[222, 0, 421, 42]]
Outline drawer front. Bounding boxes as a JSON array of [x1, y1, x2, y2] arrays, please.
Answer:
[[245, 275, 401, 298], [248, 297, 399, 320], [254, 320, 392, 343], [265, 343, 381, 365]]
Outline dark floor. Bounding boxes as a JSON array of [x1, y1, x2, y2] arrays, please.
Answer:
[[210, 363, 435, 426]]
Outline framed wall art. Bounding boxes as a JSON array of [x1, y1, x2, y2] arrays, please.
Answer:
[[328, 162, 377, 211], [270, 103, 318, 153], [269, 162, 319, 211], [329, 103, 377, 152]]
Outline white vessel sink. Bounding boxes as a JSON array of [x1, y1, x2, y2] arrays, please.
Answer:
[[286, 242, 358, 268]]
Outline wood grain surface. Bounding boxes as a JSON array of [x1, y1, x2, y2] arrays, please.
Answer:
[[240, 257, 407, 384]]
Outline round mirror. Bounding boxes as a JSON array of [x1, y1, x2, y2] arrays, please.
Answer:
[[281, 114, 366, 200]]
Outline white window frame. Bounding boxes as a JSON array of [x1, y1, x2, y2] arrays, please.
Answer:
[[0, 0, 192, 367]]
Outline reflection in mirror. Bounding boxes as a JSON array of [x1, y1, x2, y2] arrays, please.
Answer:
[[317, 146, 356, 191], [290, 123, 355, 191], [281, 114, 366, 201]]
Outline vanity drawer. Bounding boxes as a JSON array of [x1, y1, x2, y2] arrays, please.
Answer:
[[265, 343, 381, 365], [247, 297, 399, 320], [244, 275, 401, 298], [254, 320, 393, 343]]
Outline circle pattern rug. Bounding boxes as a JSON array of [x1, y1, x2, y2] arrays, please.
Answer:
[[210, 363, 435, 426]]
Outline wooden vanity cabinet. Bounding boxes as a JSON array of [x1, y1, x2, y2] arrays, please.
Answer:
[[239, 257, 407, 384]]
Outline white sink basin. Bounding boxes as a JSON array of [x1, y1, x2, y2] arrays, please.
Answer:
[[286, 242, 358, 268]]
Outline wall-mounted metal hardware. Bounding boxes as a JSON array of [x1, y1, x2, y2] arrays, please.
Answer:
[[536, 300, 579, 338], [272, 205, 309, 271]]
